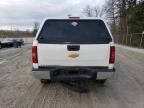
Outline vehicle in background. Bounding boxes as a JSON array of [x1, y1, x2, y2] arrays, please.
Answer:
[[32, 17, 116, 84], [1, 38, 23, 48], [15, 38, 24, 45], [10, 39, 21, 48], [1, 39, 14, 48]]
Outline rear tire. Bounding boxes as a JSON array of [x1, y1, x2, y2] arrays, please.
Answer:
[[40, 79, 51, 84], [96, 79, 106, 84]]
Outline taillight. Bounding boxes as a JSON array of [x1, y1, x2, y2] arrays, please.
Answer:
[[32, 46, 38, 63], [109, 46, 115, 64]]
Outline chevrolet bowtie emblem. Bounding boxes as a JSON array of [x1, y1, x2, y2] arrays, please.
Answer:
[[68, 53, 79, 58]]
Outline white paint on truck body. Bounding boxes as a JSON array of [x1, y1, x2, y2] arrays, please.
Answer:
[[32, 17, 115, 80], [37, 44, 111, 67]]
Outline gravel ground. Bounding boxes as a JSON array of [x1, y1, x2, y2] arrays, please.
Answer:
[[0, 44, 144, 108]]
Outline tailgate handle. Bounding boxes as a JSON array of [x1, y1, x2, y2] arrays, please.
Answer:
[[67, 45, 80, 51]]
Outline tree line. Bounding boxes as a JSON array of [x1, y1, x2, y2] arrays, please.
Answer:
[[83, 0, 144, 45]]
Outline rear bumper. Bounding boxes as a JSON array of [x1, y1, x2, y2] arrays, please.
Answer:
[[32, 67, 115, 80]]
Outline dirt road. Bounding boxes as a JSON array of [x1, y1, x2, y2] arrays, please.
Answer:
[[0, 44, 144, 108]]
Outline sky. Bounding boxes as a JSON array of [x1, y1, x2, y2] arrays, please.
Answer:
[[0, 0, 106, 30]]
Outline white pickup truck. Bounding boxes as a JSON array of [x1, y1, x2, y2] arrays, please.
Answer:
[[32, 17, 115, 84]]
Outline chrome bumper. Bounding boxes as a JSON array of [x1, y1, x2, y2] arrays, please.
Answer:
[[32, 67, 115, 80]]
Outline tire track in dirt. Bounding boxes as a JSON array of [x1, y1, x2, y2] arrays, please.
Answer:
[[14, 81, 41, 108]]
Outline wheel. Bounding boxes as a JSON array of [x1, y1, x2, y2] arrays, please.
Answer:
[[40, 79, 51, 84], [96, 79, 106, 84]]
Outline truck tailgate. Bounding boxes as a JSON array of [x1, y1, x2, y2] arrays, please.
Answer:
[[38, 44, 110, 67]]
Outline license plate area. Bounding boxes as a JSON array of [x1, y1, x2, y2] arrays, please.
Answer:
[[50, 68, 97, 80]]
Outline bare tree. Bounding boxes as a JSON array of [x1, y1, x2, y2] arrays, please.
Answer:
[[33, 22, 39, 30], [93, 6, 105, 17], [104, 0, 131, 44], [104, 0, 119, 38], [83, 5, 93, 17], [104, 0, 143, 45], [33, 22, 39, 36], [104, 0, 118, 23], [83, 5, 106, 18]]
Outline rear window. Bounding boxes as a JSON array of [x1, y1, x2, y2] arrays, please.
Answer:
[[38, 19, 112, 44]]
